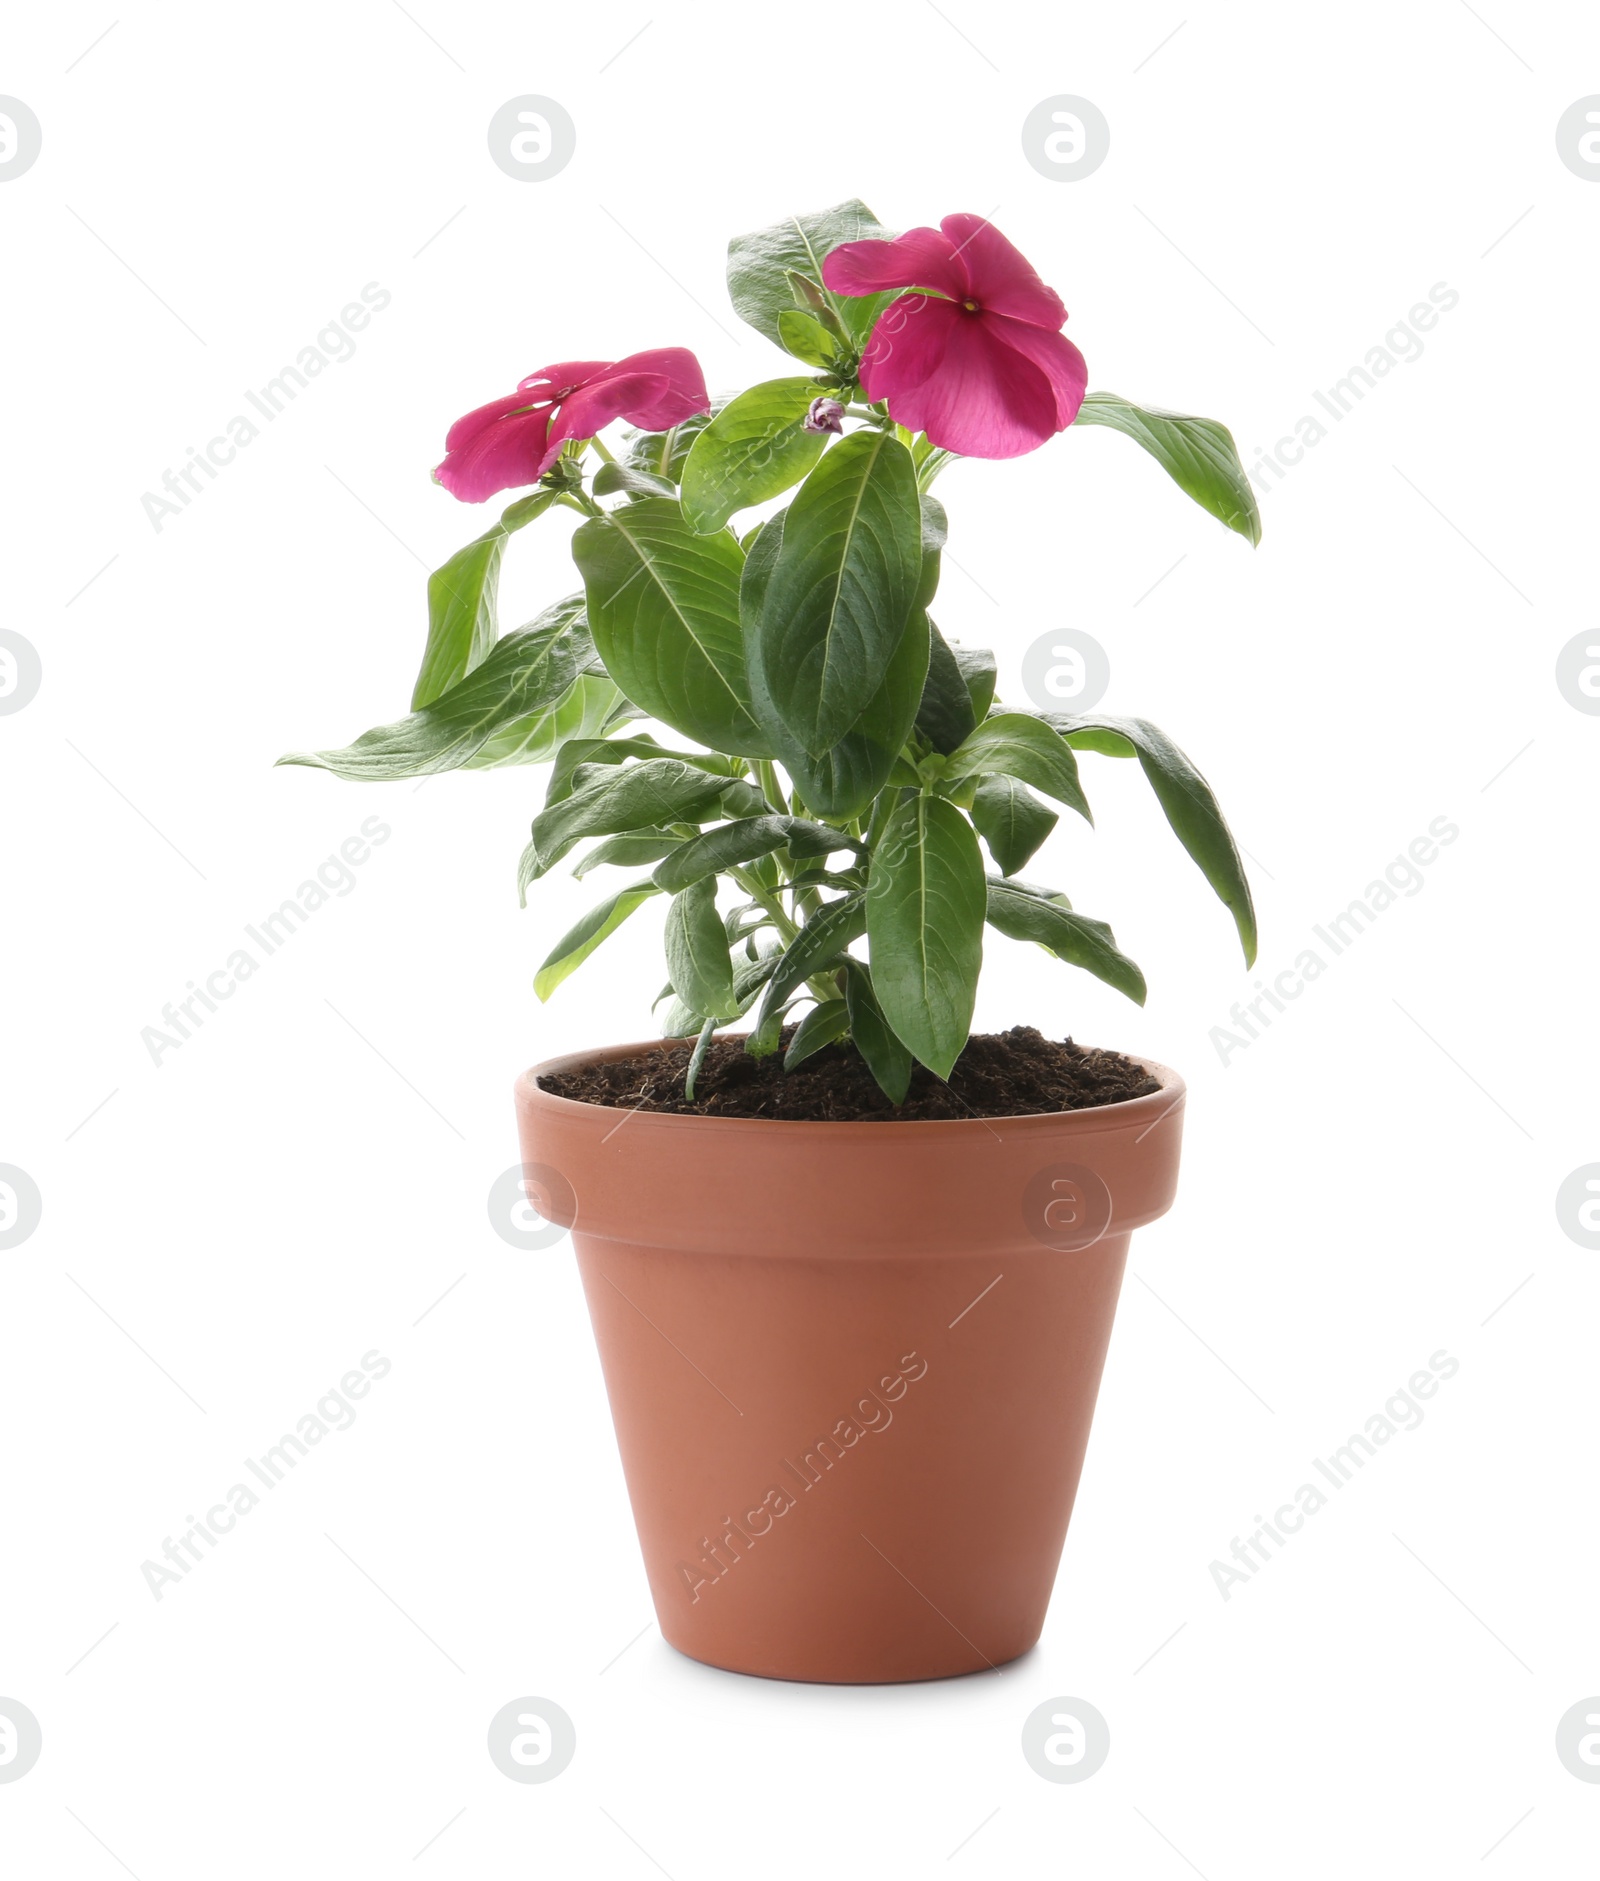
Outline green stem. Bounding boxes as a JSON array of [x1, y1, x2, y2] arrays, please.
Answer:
[[729, 866, 799, 943], [588, 436, 617, 464], [555, 491, 604, 519], [684, 1016, 716, 1101], [754, 759, 789, 815]]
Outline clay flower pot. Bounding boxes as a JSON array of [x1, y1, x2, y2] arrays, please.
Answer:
[[515, 1042, 1185, 1684]]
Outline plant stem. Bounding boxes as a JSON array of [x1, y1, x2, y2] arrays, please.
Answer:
[[555, 491, 603, 519], [588, 436, 617, 464], [754, 759, 789, 815], [684, 1016, 716, 1100], [729, 866, 799, 942]]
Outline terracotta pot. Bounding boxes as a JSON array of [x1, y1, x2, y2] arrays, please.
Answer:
[[514, 1042, 1185, 1684]]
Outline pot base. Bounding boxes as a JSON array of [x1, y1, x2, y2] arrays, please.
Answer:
[[574, 1232, 1130, 1686]]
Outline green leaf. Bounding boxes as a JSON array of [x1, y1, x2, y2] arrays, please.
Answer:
[[843, 960, 913, 1103], [1074, 392, 1261, 546], [866, 795, 985, 1079], [593, 460, 679, 500], [653, 815, 795, 894], [914, 494, 947, 611], [971, 774, 1058, 876], [741, 514, 930, 818], [943, 713, 1092, 821], [679, 379, 830, 534], [985, 877, 1146, 1004], [572, 829, 684, 877], [571, 497, 768, 755], [521, 758, 753, 893], [784, 998, 850, 1070], [727, 199, 894, 352], [534, 882, 661, 1001], [665, 877, 740, 1021], [751, 430, 923, 755], [914, 619, 978, 755], [280, 602, 591, 780], [762, 890, 867, 1014], [412, 490, 556, 709], [1050, 712, 1257, 965], [785, 821, 863, 862], [733, 947, 782, 1003], [465, 674, 630, 773], [954, 645, 997, 721], [621, 407, 720, 482], [660, 996, 705, 1038], [545, 733, 740, 807], [776, 309, 840, 368]]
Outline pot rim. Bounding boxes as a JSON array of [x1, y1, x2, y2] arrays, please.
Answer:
[[517, 1036, 1185, 1137]]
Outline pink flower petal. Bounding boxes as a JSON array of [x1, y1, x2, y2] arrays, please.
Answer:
[[981, 313, 1088, 427], [858, 294, 963, 401], [443, 388, 543, 453], [880, 313, 1060, 459], [547, 370, 674, 447], [518, 359, 610, 397], [434, 406, 556, 503], [822, 226, 968, 301], [606, 346, 711, 430], [939, 215, 1067, 329]]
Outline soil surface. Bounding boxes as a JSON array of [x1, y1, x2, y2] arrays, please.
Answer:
[[537, 1026, 1160, 1122]]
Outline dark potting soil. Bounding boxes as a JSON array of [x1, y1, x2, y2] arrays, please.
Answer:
[[537, 1026, 1161, 1122]]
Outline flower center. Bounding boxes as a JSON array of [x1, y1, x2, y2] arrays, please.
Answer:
[[961, 299, 980, 314]]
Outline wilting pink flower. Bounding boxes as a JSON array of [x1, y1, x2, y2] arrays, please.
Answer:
[[821, 215, 1087, 459], [434, 349, 710, 502], [803, 395, 845, 434]]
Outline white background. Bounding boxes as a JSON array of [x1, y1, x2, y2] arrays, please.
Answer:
[[3, 1, 1597, 1872]]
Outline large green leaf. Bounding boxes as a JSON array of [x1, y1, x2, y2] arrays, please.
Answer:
[[726, 199, 893, 352], [943, 713, 1092, 820], [412, 490, 556, 709], [985, 877, 1146, 1004], [1049, 712, 1257, 965], [535, 881, 661, 1001], [665, 877, 740, 1021], [571, 498, 768, 755], [520, 758, 755, 894], [866, 794, 986, 1079], [465, 674, 626, 771], [679, 379, 830, 534], [970, 774, 1058, 877], [741, 514, 929, 818], [280, 601, 590, 780], [843, 960, 913, 1103], [914, 619, 978, 755], [1074, 392, 1261, 546], [751, 430, 922, 756]]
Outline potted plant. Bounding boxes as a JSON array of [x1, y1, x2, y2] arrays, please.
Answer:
[[283, 202, 1259, 1684]]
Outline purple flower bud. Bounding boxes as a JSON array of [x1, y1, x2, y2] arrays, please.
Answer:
[[803, 396, 845, 435]]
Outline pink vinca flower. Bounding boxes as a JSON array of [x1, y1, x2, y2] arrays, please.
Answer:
[[821, 214, 1088, 459], [434, 349, 710, 502]]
